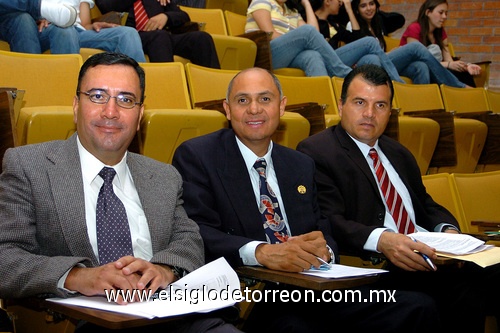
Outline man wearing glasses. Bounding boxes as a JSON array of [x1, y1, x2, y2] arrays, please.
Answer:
[[0, 52, 240, 333]]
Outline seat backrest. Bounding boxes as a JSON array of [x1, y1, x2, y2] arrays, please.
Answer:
[[180, 6, 228, 35], [486, 89, 500, 113], [224, 10, 246, 36], [451, 171, 500, 233], [141, 108, 228, 164], [439, 85, 490, 114], [18, 106, 76, 146], [276, 75, 337, 115], [210, 34, 257, 70], [140, 62, 191, 109], [0, 50, 82, 108], [185, 63, 238, 108], [422, 173, 467, 232], [331, 76, 343, 104], [207, 0, 248, 16], [393, 82, 444, 114], [384, 36, 400, 52]]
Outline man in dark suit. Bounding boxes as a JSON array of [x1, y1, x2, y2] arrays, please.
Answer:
[[0, 52, 238, 333], [297, 64, 500, 333], [173, 67, 440, 333], [95, 0, 220, 67]]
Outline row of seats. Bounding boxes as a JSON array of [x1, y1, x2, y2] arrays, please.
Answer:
[[1, 49, 499, 173], [422, 171, 500, 234]]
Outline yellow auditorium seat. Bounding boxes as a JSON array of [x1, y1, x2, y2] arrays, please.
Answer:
[[185, 63, 238, 107], [180, 6, 227, 35], [140, 108, 228, 164], [206, 0, 248, 16], [486, 89, 500, 113], [224, 10, 246, 36], [17, 106, 75, 146], [0, 50, 82, 108], [276, 74, 338, 126], [272, 112, 310, 149], [140, 62, 192, 109], [421, 173, 467, 232], [384, 36, 400, 52], [439, 85, 490, 115], [393, 81, 487, 174], [451, 170, 500, 233]]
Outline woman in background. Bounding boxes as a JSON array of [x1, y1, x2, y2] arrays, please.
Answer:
[[245, 0, 404, 82], [400, 0, 480, 87], [338, 0, 469, 87]]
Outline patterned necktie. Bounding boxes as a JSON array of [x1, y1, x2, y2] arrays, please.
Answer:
[[253, 158, 290, 243], [96, 167, 134, 264], [368, 149, 415, 234], [133, 0, 148, 31]]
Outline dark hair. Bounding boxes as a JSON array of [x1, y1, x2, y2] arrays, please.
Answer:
[[286, 0, 303, 12], [340, 64, 393, 104], [416, 0, 447, 50], [76, 52, 146, 103], [351, 0, 386, 51]]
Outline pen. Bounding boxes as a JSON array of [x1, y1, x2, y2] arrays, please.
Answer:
[[316, 256, 332, 267], [409, 236, 437, 271]]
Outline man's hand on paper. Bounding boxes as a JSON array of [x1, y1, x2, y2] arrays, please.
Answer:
[[255, 231, 329, 272], [378, 232, 437, 272], [65, 256, 174, 304]]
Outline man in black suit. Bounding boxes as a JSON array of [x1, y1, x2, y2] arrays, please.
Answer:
[[172, 67, 439, 333], [297, 64, 500, 333], [95, 0, 219, 67]]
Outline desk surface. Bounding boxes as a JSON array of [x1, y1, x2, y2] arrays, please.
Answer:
[[235, 266, 380, 291], [7, 298, 183, 330]]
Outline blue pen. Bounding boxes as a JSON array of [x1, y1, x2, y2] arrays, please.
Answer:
[[410, 236, 437, 271]]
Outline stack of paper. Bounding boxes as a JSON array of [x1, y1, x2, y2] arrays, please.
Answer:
[[408, 232, 493, 255], [301, 264, 388, 278], [409, 232, 500, 268]]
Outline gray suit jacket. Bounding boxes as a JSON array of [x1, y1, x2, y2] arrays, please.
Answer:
[[0, 134, 204, 298]]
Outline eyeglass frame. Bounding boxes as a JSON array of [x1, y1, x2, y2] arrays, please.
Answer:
[[77, 89, 143, 109]]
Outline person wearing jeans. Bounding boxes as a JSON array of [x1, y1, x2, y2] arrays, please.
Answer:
[[245, 0, 404, 82]]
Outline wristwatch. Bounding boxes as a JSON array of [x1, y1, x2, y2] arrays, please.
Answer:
[[326, 245, 335, 264], [169, 266, 186, 279]]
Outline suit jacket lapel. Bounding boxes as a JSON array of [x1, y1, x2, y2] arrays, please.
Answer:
[[217, 131, 267, 241], [335, 126, 381, 195], [47, 135, 98, 265]]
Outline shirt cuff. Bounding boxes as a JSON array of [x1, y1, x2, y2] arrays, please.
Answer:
[[435, 223, 460, 233], [363, 227, 394, 252], [239, 240, 267, 266], [57, 263, 86, 294]]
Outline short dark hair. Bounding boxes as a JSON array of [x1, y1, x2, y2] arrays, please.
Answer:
[[76, 52, 146, 103], [340, 64, 393, 105]]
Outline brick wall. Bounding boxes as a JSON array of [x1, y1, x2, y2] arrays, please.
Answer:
[[379, 0, 500, 90]]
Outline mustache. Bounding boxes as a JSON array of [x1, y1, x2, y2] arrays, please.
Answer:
[[92, 120, 125, 129]]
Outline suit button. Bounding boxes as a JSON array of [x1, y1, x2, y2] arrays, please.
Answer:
[[377, 213, 384, 221], [227, 228, 235, 235]]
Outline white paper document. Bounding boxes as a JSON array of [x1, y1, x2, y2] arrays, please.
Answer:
[[47, 257, 241, 319], [300, 264, 388, 278], [408, 232, 493, 255]]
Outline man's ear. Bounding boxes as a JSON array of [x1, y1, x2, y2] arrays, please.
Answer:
[[223, 100, 231, 120]]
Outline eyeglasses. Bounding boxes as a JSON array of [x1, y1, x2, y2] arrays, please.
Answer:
[[77, 90, 142, 109]]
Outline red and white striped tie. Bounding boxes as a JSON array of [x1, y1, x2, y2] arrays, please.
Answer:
[[133, 0, 148, 31], [369, 148, 415, 234]]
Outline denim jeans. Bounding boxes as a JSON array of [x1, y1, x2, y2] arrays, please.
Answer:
[[335, 36, 404, 83], [270, 25, 352, 78], [77, 26, 146, 63], [388, 42, 466, 88], [0, 0, 41, 18]]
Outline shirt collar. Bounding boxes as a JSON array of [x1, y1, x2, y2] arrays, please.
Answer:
[[77, 135, 128, 188], [347, 133, 381, 158], [235, 136, 274, 173]]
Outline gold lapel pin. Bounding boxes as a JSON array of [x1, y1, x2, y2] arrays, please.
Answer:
[[297, 185, 306, 194]]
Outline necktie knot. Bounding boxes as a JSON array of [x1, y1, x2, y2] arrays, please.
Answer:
[[99, 167, 116, 185], [253, 158, 267, 178], [368, 148, 378, 161]]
